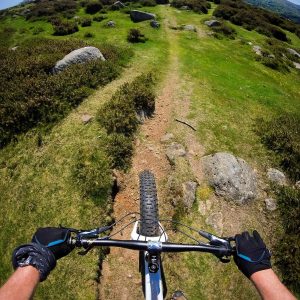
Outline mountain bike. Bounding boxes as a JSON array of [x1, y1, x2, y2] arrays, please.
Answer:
[[68, 170, 235, 300]]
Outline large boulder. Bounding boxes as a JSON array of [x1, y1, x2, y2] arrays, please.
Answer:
[[130, 10, 156, 22], [52, 46, 105, 74], [202, 152, 257, 204]]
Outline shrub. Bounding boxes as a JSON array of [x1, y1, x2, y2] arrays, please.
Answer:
[[106, 133, 133, 169], [74, 142, 112, 196], [0, 39, 132, 147], [97, 73, 156, 169], [84, 31, 95, 38], [52, 19, 79, 35], [171, 0, 209, 14], [140, 0, 156, 6], [274, 186, 300, 294], [127, 28, 147, 43], [81, 17, 92, 27], [256, 114, 300, 181], [85, 1, 103, 14], [211, 23, 236, 39]]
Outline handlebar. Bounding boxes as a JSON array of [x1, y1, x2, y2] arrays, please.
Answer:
[[70, 238, 235, 257]]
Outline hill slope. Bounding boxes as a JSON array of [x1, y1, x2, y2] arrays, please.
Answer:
[[245, 0, 300, 23]]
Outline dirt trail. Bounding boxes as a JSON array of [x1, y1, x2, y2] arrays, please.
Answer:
[[98, 11, 181, 300]]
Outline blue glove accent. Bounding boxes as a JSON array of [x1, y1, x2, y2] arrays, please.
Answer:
[[237, 250, 266, 263], [47, 239, 65, 247]]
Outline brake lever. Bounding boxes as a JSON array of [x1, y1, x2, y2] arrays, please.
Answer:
[[198, 230, 229, 246]]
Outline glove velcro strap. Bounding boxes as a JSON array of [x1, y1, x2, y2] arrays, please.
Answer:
[[12, 243, 56, 282]]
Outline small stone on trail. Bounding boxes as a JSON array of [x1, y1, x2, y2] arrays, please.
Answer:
[[150, 20, 160, 28], [81, 114, 93, 124], [160, 133, 174, 143], [182, 24, 196, 32], [265, 198, 277, 211], [182, 181, 198, 209], [166, 143, 186, 164], [267, 168, 286, 186]]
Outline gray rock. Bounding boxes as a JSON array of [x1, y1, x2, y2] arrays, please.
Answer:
[[107, 20, 116, 27], [265, 198, 277, 211], [287, 48, 300, 58], [166, 143, 186, 164], [52, 46, 105, 74], [130, 10, 156, 22], [81, 114, 93, 124], [183, 24, 196, 32], [160, 133, 174, 143], [74, 16, 80, 20], [182, 181, 198, 209], [205, 212, 223, 235], [10, 46, 19, 51], [202, 152, 257, 204], [150, 20, 160, 28], [20, 8, 31, 16], [180, 5, 190, 10], [295, 181, 300, 189], [113, 1, 125, 8], [204, 20, 221, 27], [268, 54, 275, 58], [267, 168, 286, 186], [293, 62, 300, 69], [253, 45, 262, 56]]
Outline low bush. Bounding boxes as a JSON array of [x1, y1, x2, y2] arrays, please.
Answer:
[[52, 19, 79, 35], [256, 114, 300, 181], [85, 1, 103, 14], [171, 0, 209, 14], [81, 17, 92, 27], [32, 27, 45, 35], [0, 39, 132, 147], [84, 31, 95, 38], [127, 28, 147, 43], [0, 27, 16, 47], [211, 23, 236, 39], [106, 133, 133, 169], [274, 186, 300, 295], [97, 73, 156, 169], [74, 142, 112, 196]]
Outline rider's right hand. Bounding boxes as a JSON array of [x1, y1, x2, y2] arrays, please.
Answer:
[[12, 227, 74, 281], [234, 230, 271, 278]]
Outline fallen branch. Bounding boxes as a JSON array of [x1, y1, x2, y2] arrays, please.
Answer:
[[175, 119, 196, 131]]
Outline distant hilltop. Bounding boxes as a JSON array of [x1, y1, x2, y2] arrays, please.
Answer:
[[245, 0, 300, 23]]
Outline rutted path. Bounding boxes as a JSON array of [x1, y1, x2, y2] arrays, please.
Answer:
[[98, 9, 182, 300]]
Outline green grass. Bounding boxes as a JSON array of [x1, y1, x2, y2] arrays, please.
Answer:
[[0, 5, 169, 299]]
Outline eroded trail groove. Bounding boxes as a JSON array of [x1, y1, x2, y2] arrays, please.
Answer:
[[98, 12, 181, 300]]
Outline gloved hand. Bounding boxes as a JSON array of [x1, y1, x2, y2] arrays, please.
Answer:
[[234, 230, 271, 278], [12, 227, 74, 281]]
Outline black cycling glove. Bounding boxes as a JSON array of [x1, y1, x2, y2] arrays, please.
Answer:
[[12, 227, 74, 281], [234, 230, 271, 278]]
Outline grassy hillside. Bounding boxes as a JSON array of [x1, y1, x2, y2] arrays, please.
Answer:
[[0, 0, 299, 298]]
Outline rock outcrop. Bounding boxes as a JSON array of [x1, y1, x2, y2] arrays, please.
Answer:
[[202, 152, 257, 204], [204, 20, 221, 27]]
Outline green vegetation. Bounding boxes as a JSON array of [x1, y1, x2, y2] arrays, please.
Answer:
[[245, 0, 300, 25], [0, 39, 130, 147], [214, 0, 300, 41], [171, 0, 211, 14], [256, 114, 300, 182], [275, 186, 300, 295], [211, 22, 236, 39], [127, 28, 147, 43], [98, 73, 156, 169]]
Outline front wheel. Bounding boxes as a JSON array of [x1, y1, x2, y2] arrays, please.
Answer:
[[139, 170, 159, 237]]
